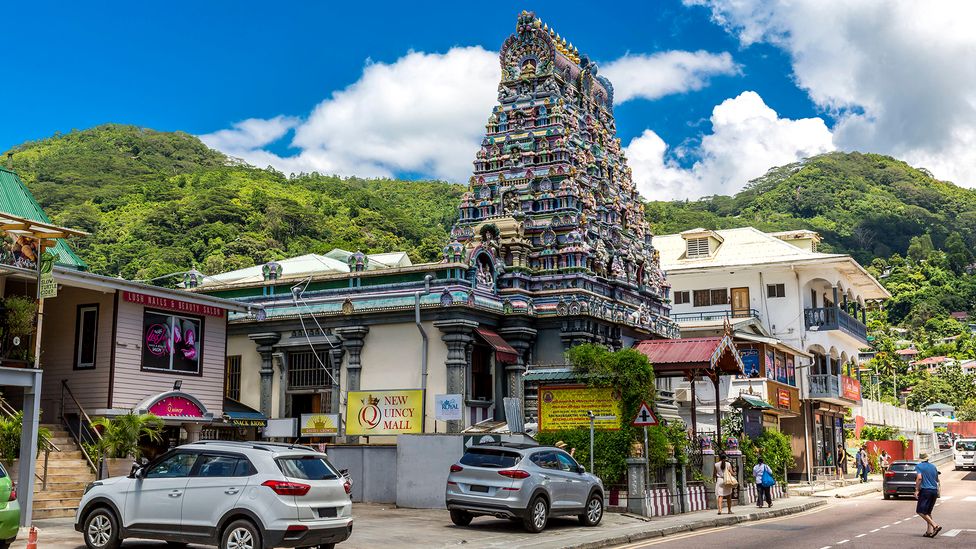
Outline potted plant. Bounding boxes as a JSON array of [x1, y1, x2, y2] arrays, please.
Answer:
[[90, 413, 163, 478]]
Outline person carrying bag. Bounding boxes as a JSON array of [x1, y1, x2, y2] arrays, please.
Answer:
[[754, 456, 775, 508], [715, 452, 737, 515]]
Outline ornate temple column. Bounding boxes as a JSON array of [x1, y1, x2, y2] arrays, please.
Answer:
[[499, 325, 537, 403], [249, 332, 281, 418], [434, 319, 479, 433], [335, 326, 369, 392], [328, 345, 345, 414]]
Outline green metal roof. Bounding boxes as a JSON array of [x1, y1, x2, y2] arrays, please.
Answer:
[[523, 368, 582, 382], [0, 167, 87, 270], [731, 394, 773, 410]]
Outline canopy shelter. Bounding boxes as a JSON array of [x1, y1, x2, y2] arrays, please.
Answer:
[[475, 327, 519, 363], [0, 211, 88, 269], [634, 334, 744, 442]]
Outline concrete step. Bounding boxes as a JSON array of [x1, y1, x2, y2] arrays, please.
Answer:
[[39, 450, 86, 460], [32, 497, 85, 510], [30, 463, 92, 476], [42, 473, 96, 484], [34, 481, 91, 493], [31, 489, 85, 500], [32, 507, 78, 519]]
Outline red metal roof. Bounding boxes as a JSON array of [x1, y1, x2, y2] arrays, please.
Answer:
[[634, 337, 726, 364], [475, 328, 519, 364], [915, 356, 948, 365], [895, 348, 919, 355]]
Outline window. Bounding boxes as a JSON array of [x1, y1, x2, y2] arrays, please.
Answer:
[[194, 454, 251, 477], [693, 290, 711, 307], [74, 305, 99, 369], [957, 440, 976, 452], [146, 452, 198, 479], [460, 448, 521, 468], [470, 346, 493, 401], [710, 289, 728, 305], [530, 451, 560, 470], [554, 451, 579, 472], [674, 291, 690, 305], [686, 237, 710, 258], [276, 456, 341, 480], [767, 284, 786, 298], [225, 355, 242, 400], [141, 310, 203, 374], [288, 350, 332, 390]]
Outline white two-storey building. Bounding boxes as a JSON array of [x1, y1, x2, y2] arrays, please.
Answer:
[[656, 227, 890, 480]]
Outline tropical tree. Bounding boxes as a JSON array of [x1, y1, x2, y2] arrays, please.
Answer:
[[91, 413, 164, 459]]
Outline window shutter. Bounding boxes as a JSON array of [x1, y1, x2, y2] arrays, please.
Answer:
[[686, 238, 710, 258]]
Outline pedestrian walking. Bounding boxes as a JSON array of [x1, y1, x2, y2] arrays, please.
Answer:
[[858, 444, 871, 482], [714, 452, 737, 515], [879, 450, 891, 475], [836, 444, 848, 477], [855, 446, 863, 480], [914, 452, 942, 538], [753, 456, 774, 508]]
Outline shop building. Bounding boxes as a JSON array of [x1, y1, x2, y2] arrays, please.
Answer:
[[655, 227, 890, 480]]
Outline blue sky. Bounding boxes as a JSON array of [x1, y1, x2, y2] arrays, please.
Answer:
[[5, 1, 975, 199]]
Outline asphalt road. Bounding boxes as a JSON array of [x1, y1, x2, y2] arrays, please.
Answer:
[[612, 465, 976, 549]]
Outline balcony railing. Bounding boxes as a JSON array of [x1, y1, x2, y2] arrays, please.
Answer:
[[671, 308, 761, 323], [808, 373, 841, 400], [803, 306, 868, 342]]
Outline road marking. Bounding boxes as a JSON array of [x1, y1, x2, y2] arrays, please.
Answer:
[[818, 546, 831, 549], [856, 534, 866, 538], [905, 516, 914, 520], [870, 528, 880, 532], [894, 520, 903, 524], [963, 496, 976, 502], [881, 525, 890, 529], [942, 529, 976, 538], [941, 496, 954, 500], [837, 540, 850, 544]]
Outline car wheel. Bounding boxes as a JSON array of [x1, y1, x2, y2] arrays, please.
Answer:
[[579, 493, 604, 526], [450, 510, 473, 526], [884, 493, 890, 500], [523, 496, 549, 533], [221, 519, 261, 549], [84, 507, 121, 549]]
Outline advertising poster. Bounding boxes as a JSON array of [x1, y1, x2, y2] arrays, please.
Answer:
[[300, 414, 341, 436], [345, 389, 424, 436], [538, 385, 621, 431], [435, 394, 463, 421], [786, 356, 796, 385], [775, 352, 785, 384], [841, 376, 861, 401], [0, 229, 38, 272], [740, 348, 760, 377], [142, 311, 202, 373]]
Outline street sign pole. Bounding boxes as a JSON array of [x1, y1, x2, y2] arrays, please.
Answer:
[[589, 411, 595, 474], [643, 425, 649, 491]]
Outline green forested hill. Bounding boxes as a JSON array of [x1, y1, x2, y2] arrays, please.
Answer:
[[646, 152, 976, 263], [4, 124, 462, 281]]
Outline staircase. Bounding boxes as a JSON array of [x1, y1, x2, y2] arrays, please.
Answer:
[[12, 424, 97, 519]]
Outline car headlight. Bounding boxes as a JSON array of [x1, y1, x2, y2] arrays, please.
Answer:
[[84, 481, 102, 494]]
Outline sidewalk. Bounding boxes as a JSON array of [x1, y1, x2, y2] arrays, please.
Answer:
[[13, 496, 828, 549], [809, 479, 881, 498]]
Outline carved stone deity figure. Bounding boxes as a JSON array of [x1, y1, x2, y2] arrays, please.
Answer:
[[504, 193, 520, 214], [477, 261, 494, 288]]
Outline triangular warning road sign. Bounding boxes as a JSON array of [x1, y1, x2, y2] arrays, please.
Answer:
[[632, 401, 658, 426]]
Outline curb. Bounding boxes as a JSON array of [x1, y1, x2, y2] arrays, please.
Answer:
[[812, 484, 881, 499], [564, 500, 828, 549]]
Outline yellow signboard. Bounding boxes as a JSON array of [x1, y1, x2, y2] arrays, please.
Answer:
[[538, 385, 621, 431], [299, 414, 340, 436], [346, 389, 424, 436]]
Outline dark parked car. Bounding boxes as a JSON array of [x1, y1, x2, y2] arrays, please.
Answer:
[[883, 460, 940, 500]]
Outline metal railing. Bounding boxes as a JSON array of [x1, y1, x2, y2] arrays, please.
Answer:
[[671, 308, 762, 323], [803, 306, 868, 341], [0, 395, 60, 489], [808, 373, 841, 399], [59, 380, 102, 476]]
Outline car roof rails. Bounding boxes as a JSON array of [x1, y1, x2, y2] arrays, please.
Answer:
[[188, 440, 318, 452]]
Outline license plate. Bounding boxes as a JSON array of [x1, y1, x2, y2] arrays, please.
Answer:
[[470, 485, 489, 493], [317, 507, 338, 518]]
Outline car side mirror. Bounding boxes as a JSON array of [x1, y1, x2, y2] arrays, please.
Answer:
[[577, 465, 586, 474]]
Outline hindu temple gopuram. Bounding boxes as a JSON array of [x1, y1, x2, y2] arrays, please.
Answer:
[[196, 11, 677, 434]]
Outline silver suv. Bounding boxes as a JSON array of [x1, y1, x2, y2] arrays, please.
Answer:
[[75, 441, 353, 549], [445, 443, 604, 533]]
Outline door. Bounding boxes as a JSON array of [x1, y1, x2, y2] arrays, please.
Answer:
[[180, 454, 251, 539], [530, 451, 570, 508], [731, 287, 750, 317], [124, 451, 198, 534], [554, 451, 587, 508]]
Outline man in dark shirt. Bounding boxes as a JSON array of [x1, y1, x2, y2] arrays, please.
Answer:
[[914, 453, 941, 538]]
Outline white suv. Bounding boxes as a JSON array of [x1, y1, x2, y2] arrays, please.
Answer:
[[75, 441, 353, 549]]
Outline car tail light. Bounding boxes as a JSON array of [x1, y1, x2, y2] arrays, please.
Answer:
[[450, 464, 463, 473], [262, 480, 311, 496], [8, 486, 15, 501], [286, 525, 308, 533], [884, 472, 895, 478], [343, 480, 352, 495], [498, 470, 530, 479]]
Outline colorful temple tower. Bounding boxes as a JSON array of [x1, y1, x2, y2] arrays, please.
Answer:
[[446, 11, 676, 344]]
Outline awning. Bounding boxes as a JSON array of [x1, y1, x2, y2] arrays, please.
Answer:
[[223, 398, 268, 427], [733, 331, 813, 358], [731, 394, 774, 410], [476, 327, 519, 363], [134, 391, 213, 422], [523, 368, 583, 383], [633, 335, 744, 377]]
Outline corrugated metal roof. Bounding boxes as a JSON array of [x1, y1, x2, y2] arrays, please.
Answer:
[[633, 336, 726, 364], [523, 368, 578, 382], [475, 327, 519, 363], [0, 167, 87, 270], [732, 394, 773, 410]]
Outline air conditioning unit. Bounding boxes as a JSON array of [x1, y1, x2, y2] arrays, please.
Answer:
[[674, 387, 692, 402]]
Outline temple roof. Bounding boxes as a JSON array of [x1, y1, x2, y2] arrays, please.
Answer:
[[200, 250, 412, 287]]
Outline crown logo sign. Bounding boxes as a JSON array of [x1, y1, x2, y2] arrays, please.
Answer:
[[362, 394, 380, 406]]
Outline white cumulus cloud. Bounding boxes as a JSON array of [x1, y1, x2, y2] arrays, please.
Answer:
[[627, 91, 835, 200], [602, 50, 740, 104], [685, 0, 976, 187]]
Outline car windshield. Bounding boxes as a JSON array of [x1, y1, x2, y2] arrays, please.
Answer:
[[957, 441, 976, 451], [890, 463, 917, 471], [459, 448, 521, 469], [276, 456, 340, 480]]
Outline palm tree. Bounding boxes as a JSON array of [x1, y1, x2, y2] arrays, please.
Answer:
[[91, 413, 164, 459]]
